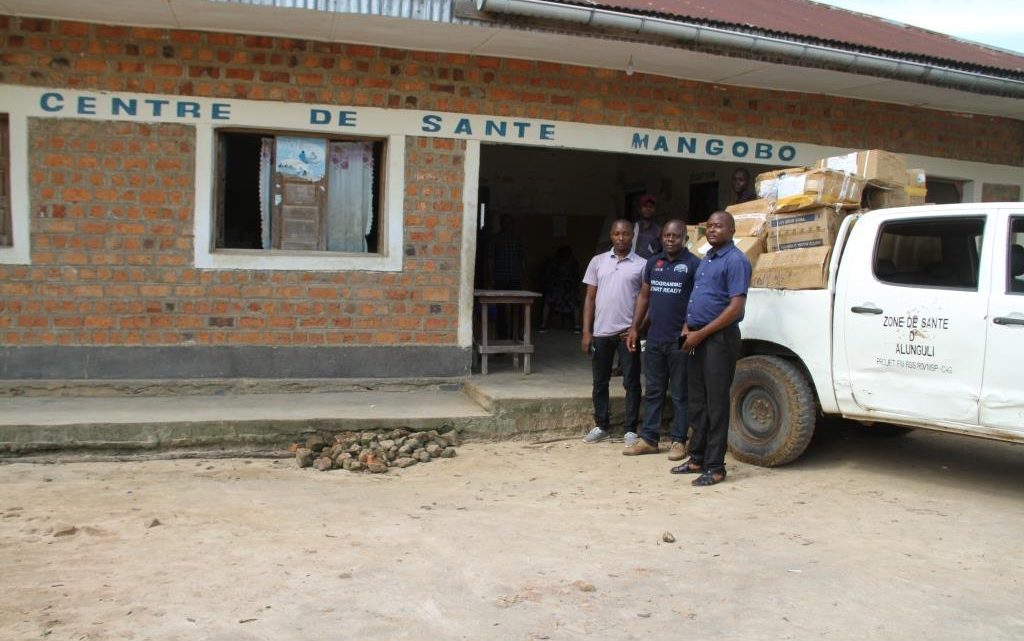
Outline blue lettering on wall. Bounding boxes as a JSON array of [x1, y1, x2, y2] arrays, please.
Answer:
[[539, 124, 555, 140], [454, 118, 473, 135], [41, 92, 64, 112], [145, 99, 169, 117], [310, 109, 356, 126], [421, 114, 442, 133], [77, 96, 96, 115], [337, 110, 355, 126], [211, 103, 230, 120], [177, 102, 200, 118], [310, 108, 331, 125], [112, 97, 137, 116], [629, 130, 802, 161], [485, 121, 507, 137]]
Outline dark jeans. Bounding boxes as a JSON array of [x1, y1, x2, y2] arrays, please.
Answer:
[[687, 324, 741, 473], [639, 340, 688, 447], [591, 334, 641, 432]]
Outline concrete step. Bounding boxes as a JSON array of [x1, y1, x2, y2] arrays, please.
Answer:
[[0, 389, 492, 455], [0, 368, 640, 455]]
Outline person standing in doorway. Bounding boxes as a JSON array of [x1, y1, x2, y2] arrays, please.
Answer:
[[624, 220, 701, 460], [633, 194, 663, 259], [581, 219, 645, 446], [672, 211, 751, 486], [731, 168, 757, 204]]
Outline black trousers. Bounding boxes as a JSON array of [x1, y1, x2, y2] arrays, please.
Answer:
[[686, 324, 741, 472], [591, 334, 641, 432]]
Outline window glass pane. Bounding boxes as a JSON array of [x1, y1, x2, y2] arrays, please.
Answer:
[[873, 217, 984, 290], [216, 131, 381, 253], [1009, 217, 1024, 295]]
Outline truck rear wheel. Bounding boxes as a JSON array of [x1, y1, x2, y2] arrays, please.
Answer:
[[729, 355, 816, 467]]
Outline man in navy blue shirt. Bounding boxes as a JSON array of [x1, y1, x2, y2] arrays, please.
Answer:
[[673, 211, 752, 486], [624, 220, 701, 460]]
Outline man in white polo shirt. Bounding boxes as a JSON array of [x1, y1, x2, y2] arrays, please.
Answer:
[[581, 219, 646, 445]]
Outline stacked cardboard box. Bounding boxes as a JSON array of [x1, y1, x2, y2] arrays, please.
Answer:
[[765, 207, 845, 252], [750, 246, 832, 290], [815, 149, 907, 188], [723, 198, 772, 265], [774, 168, 865, 213], [746, 149, 926, 290], [862, 167, 928, 209], [748, 168, 861, 290]]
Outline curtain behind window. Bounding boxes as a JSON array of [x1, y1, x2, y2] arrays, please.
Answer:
[[258, 137, 273, 250], [326, 141, 374, 253]]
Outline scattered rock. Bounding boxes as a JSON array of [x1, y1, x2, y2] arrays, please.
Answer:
[[305, 434, 326, 452], [147, 518, 162, 528], [295, 448, 314, 468], [662, 531, 676, 543], [292, 428, 461, 474], [54, 526, 78, 537], [572, 580, 596, 592]]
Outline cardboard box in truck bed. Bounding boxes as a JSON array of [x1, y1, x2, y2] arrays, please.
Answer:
[[816, 149, 907, 188], [774, 169, 865, 213], [751, 246, 832, 290]]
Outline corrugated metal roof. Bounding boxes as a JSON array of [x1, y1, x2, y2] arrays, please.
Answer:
[[558, 0, 1024, 75]]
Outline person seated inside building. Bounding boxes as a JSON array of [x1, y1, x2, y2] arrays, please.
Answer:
[[539, 244, 582, 333]]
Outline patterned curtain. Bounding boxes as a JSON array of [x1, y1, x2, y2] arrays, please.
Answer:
[[326, 141, 374, 252]]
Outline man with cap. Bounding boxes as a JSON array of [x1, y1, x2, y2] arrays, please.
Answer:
[[633, 195, 662, 259]]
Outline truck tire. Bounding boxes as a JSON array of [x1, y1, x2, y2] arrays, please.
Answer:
[[729, 355, 816, 467]]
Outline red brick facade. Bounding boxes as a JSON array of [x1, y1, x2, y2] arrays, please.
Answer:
[[0, 15, 1021, 377]]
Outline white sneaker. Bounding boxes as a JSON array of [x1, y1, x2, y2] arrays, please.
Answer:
[[623, 431, 640, 447], [583, 427, 610, 443]]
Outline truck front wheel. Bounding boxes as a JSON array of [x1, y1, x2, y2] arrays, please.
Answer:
[[729, 355, 816, 467]]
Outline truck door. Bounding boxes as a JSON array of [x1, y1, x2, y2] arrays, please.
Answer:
[[980, 213, 1024, 431], [840, 213, 989, 425]]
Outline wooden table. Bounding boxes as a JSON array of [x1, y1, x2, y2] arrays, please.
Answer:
[[474, 289, 542, 375]]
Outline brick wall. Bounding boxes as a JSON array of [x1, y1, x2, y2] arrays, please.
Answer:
[[1, 121, 464, 348], [0, 15, 1022, 368], [2, 16, 1021, 165]]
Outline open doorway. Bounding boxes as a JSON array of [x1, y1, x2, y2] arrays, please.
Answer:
[[473, 143, 765, 373]]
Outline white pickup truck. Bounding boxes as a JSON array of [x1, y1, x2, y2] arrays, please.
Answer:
[[731, 202, 1024, 466]]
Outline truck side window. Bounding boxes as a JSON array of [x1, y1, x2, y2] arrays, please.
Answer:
[[873, 217, 985, 290], [1009, 217, 1024, 295]]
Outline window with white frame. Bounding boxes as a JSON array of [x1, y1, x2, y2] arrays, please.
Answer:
[[216, 130, 383, 253]]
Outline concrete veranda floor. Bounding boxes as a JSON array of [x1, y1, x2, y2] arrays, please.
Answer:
[[0, 328, 618, 455]]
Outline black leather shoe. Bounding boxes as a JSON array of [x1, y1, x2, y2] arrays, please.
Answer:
[[692, 469, 726, 486], [669, 459, 702, 474]]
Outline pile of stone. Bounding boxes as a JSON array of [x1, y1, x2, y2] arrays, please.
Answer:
[[294, 428, 460, 473]]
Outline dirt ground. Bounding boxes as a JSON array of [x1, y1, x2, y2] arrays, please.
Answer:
[[1, 424, 1023, 641]]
